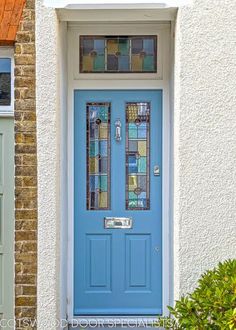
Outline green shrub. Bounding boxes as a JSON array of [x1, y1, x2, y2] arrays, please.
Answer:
[[168, 259, 236, 330]]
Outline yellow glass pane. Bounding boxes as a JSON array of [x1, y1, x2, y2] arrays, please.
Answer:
[[138, 141, 146, 156], [129, 176, 137, 190], [127, 105, 138, 121], [83, 55, 93, 72], [89, 158, 98, 173], [107, 39, 118, 54], [131, 55, 143, 71], [99, 123, 108, 139], [99, 192, 107, 208]]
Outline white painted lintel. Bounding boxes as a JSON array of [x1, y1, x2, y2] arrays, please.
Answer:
[[44, 0, 191, 9], [58, 8, 176, 22]]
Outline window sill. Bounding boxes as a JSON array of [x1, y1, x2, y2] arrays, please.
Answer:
[[0, 111, 14, 117]]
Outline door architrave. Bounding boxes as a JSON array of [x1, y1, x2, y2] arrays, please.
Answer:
[[67, 21, 172, 323]]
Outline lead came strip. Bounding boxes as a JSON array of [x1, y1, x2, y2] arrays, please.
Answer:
[[87, 102, 111, 210], [126, 102, 150, 210]]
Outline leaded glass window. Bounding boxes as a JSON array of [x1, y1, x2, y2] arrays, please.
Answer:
[[87, 103, 111, 210], [126, 102, 150, 210], [80, 36, 157, 73]]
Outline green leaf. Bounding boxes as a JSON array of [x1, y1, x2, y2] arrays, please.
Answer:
[[167, 259, 236, 330]]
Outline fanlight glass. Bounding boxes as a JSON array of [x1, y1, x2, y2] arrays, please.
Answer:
[[80, 36, 157, 73]]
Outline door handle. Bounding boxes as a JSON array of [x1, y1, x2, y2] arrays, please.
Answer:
[[115, 119, 121, 142], [153, 165, 160, 176]]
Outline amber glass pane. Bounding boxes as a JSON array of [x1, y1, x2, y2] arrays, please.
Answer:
[[126, 102, 150, 210], [80, 36, 157, 73], [87, 103, 111, 210]]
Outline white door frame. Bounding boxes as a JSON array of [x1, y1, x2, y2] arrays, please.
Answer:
[[67, 21, 172, 323]]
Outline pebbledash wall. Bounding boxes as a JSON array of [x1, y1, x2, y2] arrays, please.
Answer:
[[34, 0, 236, 329], [14, 0, 37, 328]]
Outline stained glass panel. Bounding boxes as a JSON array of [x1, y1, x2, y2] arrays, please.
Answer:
[[87, 103, 111, 210], [126, 102, 150, 210], [80, 36, 157, 73]]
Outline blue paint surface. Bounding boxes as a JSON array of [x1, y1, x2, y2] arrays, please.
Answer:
[[74, 90, 162, 315], [0, 58, 11, 73]]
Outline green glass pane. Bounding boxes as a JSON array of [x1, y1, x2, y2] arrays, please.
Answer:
[[138, 157, 146, 173], [119, 39, 129, 55], [138, 157, 147, 173], [129, 132, 137, 139], [129, 125, 137, 138], [129, 192, 137, 199], [93, 55, 105, 72], [143, 55, 154, 72], [98, 106, 108, 122], [128, 200, 137, 208], [129, 123, 137, 130], [99, 175, 108, 192], [90, 141, 99, 157]]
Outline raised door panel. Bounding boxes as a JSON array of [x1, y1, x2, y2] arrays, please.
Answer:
[[86, 234, 112, 291], [125, 234, 151, 292]]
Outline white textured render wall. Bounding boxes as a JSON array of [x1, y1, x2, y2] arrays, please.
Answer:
[[36, 0, 62, 328], [174, 0, 236, 299], [35, 0, 236, 326]]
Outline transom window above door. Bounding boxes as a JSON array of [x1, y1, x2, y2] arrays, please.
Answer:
[[80, 35, 157, 73]]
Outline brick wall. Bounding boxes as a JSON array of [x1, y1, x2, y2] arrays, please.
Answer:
[[14, 0, 37, 328]]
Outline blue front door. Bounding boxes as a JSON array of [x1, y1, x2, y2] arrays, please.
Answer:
[[74, 90, 162, 315]]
